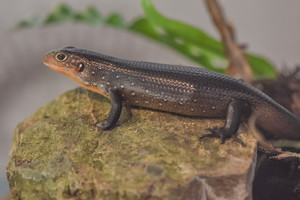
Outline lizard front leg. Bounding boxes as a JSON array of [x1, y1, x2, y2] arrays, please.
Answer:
[[97, 89, 122, 130]]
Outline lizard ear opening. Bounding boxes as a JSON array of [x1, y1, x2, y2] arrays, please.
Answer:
[[76, 62, 85, 72], [55, 53, 67, 62]]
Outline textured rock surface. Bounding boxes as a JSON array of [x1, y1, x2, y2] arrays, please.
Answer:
[[7, 88, 257, 200]]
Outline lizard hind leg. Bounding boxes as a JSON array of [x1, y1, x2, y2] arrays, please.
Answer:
[[199, 100, 251, 146]]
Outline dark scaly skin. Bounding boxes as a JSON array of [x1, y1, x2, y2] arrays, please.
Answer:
[[43, 47, 300, 143]]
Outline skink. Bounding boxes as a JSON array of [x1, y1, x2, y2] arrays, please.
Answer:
[[43, 47, 300, 144]]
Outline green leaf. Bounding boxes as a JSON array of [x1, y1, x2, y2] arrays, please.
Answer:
[[141, 0, 225, 70], [130, 20, 227, 72], [16, 17, 39, 28], [73, 13, 86, 22], [105, 13, 124, 27], [44, 4, 73, 24], [129, 18, 161, 39], [247, 54, 277, 78], [140, 0, 276, 77], [74, 7, 102, 24]]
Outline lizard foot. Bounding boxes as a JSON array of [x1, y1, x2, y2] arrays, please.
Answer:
[[96, 121, 112, 130], [199, 127, 245, 147]]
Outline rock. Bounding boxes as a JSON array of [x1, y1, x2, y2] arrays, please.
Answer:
[[6, 88, 257, 200], [253, 148, 300, 200]]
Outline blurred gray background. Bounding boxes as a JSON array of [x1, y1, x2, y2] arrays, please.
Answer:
[[0, 0, 300, 196]]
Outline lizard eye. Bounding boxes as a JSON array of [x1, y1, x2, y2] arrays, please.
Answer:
[[76, 62, 85, 72], [55, 53, 67, 62]]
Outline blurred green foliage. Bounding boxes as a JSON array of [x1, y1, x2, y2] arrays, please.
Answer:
[[16, 0, 277, 78]]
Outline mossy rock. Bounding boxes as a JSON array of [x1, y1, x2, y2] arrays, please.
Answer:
[[7, 88, 257, 200]]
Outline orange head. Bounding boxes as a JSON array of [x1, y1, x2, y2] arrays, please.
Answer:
[[43, 47, 109, 98]]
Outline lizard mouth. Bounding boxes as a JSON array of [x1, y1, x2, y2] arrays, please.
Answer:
[[43, 61, 65, 73], [43, 52, 70, 74], [43, 52, 78, 82]]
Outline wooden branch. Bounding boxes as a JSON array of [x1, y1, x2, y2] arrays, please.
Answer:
[[205, 0, 253, 82]]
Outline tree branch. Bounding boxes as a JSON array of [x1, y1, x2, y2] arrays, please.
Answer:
[[205, 0, 253, 82]]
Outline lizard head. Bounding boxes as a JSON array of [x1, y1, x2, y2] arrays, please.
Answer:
[[43, 46, 87, 82], [43, 46, 109, 98]]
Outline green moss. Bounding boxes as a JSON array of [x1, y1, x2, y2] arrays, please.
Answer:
[[7, 88, 257, 200]]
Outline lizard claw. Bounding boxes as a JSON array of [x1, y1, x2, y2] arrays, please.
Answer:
[[199, 127, 245, 147], [231, 135, 246, 147], [96, 121, 110, 130]]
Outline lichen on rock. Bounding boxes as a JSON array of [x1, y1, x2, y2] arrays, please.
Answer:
[[7, 88, 257, 200]]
